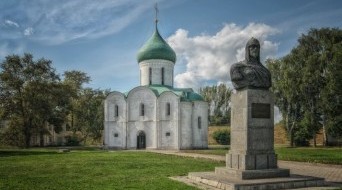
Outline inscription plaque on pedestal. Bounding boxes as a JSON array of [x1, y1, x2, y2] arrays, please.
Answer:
[[251, 103, 271, 118]]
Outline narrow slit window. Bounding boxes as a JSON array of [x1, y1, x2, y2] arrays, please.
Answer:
[[161, 67, 164, 85], [149, 67, 152, 85], [140, 103, 145, 116], [166, 103, 171, 116], [198, 117, 202, 129], [115, 105, 119, 117]]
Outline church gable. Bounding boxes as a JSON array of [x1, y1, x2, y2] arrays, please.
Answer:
[[105, 91, 126, 122], [158, 91, 179, 121], [127, 86, 157, 121]]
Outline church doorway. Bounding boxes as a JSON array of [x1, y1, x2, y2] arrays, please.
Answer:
[[137, 131, 146, 149]]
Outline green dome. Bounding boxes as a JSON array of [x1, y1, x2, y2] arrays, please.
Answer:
[[137, 28, 176, 63]]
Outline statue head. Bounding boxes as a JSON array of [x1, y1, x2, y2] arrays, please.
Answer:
[[245, 37, 260, 62]]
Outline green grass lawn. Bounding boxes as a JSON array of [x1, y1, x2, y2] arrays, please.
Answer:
[[1, 147, 340, 189], [0, 149, 224, 190], [276, 147, 342, 165], [181, 146, 342, 165]]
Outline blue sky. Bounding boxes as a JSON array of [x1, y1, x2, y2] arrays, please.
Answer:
[[0, 0, 341, 92]]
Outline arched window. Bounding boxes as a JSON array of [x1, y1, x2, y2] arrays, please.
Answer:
[[115, 105, 119, 117], [198, 116, 202, 129], [140, 103, 145, 116], [149, 67, 152, 85], [166, 103, 171, 116], [161, 67, 165, 85]]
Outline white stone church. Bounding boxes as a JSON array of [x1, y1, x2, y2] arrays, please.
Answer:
[[104, 21, 208, 150]]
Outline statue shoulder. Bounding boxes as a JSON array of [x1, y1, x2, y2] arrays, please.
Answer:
[[231, 61, 246, 68]]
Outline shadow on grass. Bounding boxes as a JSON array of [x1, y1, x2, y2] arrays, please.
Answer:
[[0, 146, 104, 157], [0, 150, 58, 157]]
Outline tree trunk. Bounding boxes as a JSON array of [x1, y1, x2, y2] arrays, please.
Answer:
[[71, 110, 75, 134], [24, 127, 30, 148], [24, 118, 32, 148], [322, 118, 327, 146], [285, 115, 293, 147], [40, 131, 44, 147], [290, 130, 294, 147], [289, 121, 295, 147]]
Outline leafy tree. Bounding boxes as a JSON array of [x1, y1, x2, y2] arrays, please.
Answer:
[[0, 54, 69, 147], [72, 88, 108, 143], [0, 118, 25, 147], [63, 71, 91, 96], [199, 84, 232, 125], [63, 70, 91, 132], [0, 54, 109, 147], [267, 28, 342, 146], [267, 55, 305, 147], [312, 28, 342, 144], [62, 71, 109, 144]]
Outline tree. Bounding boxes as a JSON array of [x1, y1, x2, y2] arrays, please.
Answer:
[[62, 70, 90, 133], [72, 88, 108, 143], [267, 56, 304, 147], [62, 71, 109, 143], [311, 28, 342, 144], [199, 84, 232, 125], [267, 28, 342, 146], [0, 54, 69, 147]]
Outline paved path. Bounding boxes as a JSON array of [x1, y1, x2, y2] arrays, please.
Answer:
[[147, 150, 342, 183]]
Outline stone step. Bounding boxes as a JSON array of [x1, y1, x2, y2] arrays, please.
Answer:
[[215, 167, 290, 180], [188, 172, 326, 190]]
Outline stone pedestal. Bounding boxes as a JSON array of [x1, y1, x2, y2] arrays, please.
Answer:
[[221, 89, 289, 179]]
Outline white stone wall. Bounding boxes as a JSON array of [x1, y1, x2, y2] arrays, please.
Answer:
[[179, 102, 193, 149], [127, 87, 157, 149], [158, 92, 180, 149], [139, 59, 174, 86], [127, 121, 155, 149], [107, 121, 126, 148], [104, 92, 127, 148], [192, 101, 209, 149]]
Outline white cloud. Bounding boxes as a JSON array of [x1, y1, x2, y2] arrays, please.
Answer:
[[167, 23, 279, 89], [24, 27, 34, 36], [4, 20, 19, 28]]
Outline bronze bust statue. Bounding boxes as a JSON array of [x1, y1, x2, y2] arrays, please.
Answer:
[[230, 37, 271, 90]]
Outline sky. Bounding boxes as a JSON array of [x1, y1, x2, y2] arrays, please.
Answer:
[[0, 0, 341, 93]]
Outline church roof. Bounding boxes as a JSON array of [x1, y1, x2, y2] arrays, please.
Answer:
[[122, 85, 204, 102], [137, 27, 176, 63], [147, 85, 204, 101]]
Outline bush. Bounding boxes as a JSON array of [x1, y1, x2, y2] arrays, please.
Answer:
[[294, 127, 311, 146], [0, 120, 25, 147], [65, 135, 80, 146], [212, 129, 230, 145]]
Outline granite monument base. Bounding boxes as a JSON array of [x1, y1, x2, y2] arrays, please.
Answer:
[[187, 172, 325, 190], [215, 167, 290, 180]]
